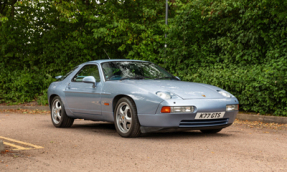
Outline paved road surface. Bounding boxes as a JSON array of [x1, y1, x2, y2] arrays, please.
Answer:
[[0, 112, 286, 172]]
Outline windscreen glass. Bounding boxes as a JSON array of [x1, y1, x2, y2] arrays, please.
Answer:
[[101, 61, 176, 81]]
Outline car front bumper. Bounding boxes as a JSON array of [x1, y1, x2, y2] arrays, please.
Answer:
[[138, 111, 237, 127], [137, 98, 239, 132]]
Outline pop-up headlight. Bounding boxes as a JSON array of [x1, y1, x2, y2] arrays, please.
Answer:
[[217, 90, 232, 98]]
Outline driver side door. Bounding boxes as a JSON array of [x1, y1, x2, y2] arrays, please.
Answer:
[[64, 64, 103, 118]]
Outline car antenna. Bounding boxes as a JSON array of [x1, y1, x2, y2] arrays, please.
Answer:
[[103, 49, 111, 59]]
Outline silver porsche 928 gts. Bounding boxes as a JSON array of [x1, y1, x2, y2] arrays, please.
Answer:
[[48, 59, 239, 137]]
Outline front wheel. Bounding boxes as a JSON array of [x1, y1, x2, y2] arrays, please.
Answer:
[[114, 97, 141, 138], [51, 96, 74, 128], [200, 128, 222, 134]]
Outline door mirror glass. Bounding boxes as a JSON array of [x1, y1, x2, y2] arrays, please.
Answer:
[[55, 75, 62, 80], [83, 76, 96, 88], [175, 76, 181, 81]]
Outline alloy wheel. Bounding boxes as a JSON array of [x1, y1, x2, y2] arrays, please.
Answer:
[[116, 102, 132, 133]]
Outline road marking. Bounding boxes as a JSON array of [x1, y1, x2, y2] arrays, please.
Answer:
[[0, 136, 43, 150], [3, 142, 31, 150]]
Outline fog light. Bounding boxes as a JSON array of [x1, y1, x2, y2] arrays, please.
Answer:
[[182, 106, 193, 112], [172, 106, 194, 113], [226, 104, 239, 111], [173, 107, 182, 112]]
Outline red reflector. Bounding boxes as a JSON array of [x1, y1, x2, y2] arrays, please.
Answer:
[[104, 103, 109, 106], [161, 106, 171, 113], [238, 104, 239, 110]]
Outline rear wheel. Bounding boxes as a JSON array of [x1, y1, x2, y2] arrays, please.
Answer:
[[51, 96, 74, 128], [114, 97, 141, 138], [200, 129, 222, 134]]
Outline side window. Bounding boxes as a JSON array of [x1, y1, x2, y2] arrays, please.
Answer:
[[72, 65, 101, 82]]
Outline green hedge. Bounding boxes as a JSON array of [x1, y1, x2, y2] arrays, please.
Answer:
[[1, 0, 287, 116], [0, 0, 166, 105], [162, 0, 287, 116], [187, 60, 287, 116]]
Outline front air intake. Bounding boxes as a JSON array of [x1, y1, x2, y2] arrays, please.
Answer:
[[179, 118, 229, 128]]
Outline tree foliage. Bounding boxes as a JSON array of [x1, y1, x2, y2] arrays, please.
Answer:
[[0, 0, 287, 116], [165, 0, 287, 116], [0, 0, 168, 104]]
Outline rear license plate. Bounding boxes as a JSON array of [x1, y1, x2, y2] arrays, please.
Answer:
[[195, 112, 225, 119]]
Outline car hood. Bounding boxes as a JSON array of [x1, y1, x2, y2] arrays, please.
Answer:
[[119, 80, 225, 99]]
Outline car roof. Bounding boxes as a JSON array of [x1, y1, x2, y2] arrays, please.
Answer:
[[87, 59, 149, 64]]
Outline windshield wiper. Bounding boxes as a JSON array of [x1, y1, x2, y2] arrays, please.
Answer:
[[120, 76, 151, 81], [154, 76, 176, 80]]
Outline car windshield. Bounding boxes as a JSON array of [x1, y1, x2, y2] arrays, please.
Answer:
[[101, 61, 177, 81]]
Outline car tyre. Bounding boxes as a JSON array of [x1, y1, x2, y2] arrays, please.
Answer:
[[114, 97, 141, 138], [51, 96, 74, 128], [200, 129, 222, 134]]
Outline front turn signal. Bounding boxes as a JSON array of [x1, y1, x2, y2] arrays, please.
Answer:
[[161, 106, 171, 113]]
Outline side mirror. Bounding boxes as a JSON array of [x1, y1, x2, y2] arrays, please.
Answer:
[[55, 75, 62, 80], [83, 76, 96, 88], [175, 76, 181, 81]]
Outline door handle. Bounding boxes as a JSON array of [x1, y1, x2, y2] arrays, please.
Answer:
[[67, 83, 71, 89]]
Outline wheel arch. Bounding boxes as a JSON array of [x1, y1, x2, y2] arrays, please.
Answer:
[[112, 94, 137, 113], [49, 94, 59, 109]]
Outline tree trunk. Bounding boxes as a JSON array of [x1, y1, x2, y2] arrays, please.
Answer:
[[11, 0, 18, 19]]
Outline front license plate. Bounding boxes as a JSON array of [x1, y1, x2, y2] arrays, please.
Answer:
[[195, 112, 225, 119]]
